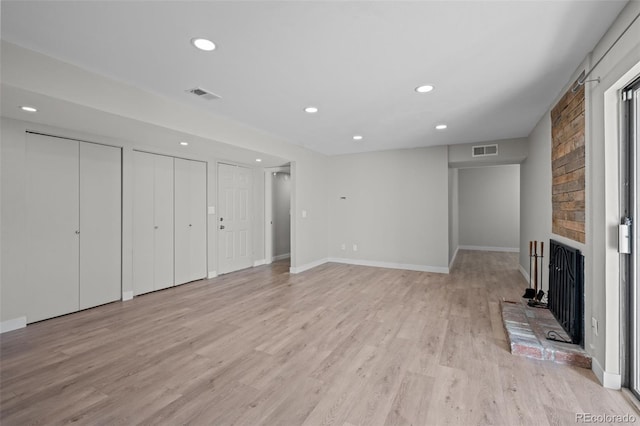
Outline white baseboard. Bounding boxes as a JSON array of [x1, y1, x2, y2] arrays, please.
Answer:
[[1, 316, 27, 333], [449, 247, 459, 270], [122, 291, 133, 301], [519, 264, 530, 283], [459, 245, 519, 253], [253, 259, 266, 267], [592, 356, 622, 389], [290, 258, 329, 274], [272, 253, 291, 262], [328, 257, 449, 274], [208, 270, 218, 279]]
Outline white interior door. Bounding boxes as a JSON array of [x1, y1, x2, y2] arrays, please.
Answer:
[[174, 158, 207, 285], [153, 155, 174, 291], [79, 143, 121, 309], [218, 163, 252, 274], [26, 133, 80, 323], [133, 151, 155, 295]]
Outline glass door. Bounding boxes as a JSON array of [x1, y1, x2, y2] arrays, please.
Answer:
[[625, 79, 640, 397]]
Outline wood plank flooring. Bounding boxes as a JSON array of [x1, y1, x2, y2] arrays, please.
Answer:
[[1, 250, 636, 425]]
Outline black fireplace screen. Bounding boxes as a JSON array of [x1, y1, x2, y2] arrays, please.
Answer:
[[548, 239, 585, 346]]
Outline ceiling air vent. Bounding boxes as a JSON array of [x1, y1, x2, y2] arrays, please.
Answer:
[[472, 144, 499, 157], [186, 87, 221, 101]]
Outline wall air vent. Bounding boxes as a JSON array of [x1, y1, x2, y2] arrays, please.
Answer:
[[472, 144, 499, 157], [186, 87, 221, 101]]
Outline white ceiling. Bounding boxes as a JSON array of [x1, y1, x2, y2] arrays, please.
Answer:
[[0, 1, 628, 156]]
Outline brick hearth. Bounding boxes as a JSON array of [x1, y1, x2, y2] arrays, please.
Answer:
[[501, 299, 591, 369]]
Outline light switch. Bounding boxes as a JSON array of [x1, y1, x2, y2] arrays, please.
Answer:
[[302, 210, 307, 218], [208, 206, 215, 215]]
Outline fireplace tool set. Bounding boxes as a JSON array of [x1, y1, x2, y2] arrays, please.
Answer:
[[523, 240, 547, 308]]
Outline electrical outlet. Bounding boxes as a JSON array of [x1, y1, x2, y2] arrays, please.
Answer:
[[341, 243, 346, 251], [592, 317, 598, 336], [353, 244, 358, 252]]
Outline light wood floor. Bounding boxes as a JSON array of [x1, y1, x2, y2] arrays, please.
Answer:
[[1, 251, 635, 425]]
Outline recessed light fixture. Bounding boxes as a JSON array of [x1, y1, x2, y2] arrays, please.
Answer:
[[304, 106, 318, 113], [256, 158, 262, 162], [20, 106, 37, 112], [415, 85, 434, 93], [353, 135, 363, 141], [179, 141, 189, 146], [435, 124, 448, 130], [191, 38, 216, 51]]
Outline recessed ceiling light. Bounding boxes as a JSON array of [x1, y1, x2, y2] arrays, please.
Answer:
[[415, 85, 434, 93], [179, 141, 189, 146], [20, 106, 37, 112], [304, 106, 318, 113], [353, 135, 363, 141], [435, 124, 447, 130], [191, 38, 216, 51], [256, 158, 262, 162]]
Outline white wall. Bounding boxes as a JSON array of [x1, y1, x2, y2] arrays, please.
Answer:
[[273, 172, 291, 258], [327, 146, 449, 272], [520, 1, 640, 388], [520, 116, 553, 284], [448, 168, 459, 264], [459, 165, 520, 251], [448, 137, 528, 168]]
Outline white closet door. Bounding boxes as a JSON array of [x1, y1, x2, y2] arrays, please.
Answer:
[[188, 160, 207, 282], [174, 158, 191, 285], [175, 159, 207, 285], [79, 143, 121, 309], [133, 151, 155, 295], [154, 155, 174, 291], [26, 133, 80, 323]]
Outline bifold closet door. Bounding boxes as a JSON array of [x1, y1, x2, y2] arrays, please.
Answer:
[[26, 133, 80, 323], [133, 151, 174, 295], [174, 158, 207, 285], [133, 151, 155, 295], [154, 155, 175, 291], [79, 143, 121, 309]]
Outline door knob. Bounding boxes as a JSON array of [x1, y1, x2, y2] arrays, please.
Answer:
[[189, 224, 192, 227], [220, 225, 225, 230], [75, 230, 80, 235], [220, 217, 224, 221], [154, 226, 159, 229]]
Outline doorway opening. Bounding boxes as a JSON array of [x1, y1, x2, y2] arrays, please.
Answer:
[[265, 165, 291, 269]]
